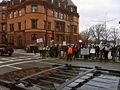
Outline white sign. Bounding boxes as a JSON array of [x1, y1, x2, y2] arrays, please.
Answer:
[[63, 41, 66, 46], [90, 48, 95, 54], [81, 48, 89, 55], [79, 40, 82, 43], [37, 38, 43, 43]]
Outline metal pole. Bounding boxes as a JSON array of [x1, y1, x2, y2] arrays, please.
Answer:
[[46, 8, 48, 46], [70, 16, 72, 45]]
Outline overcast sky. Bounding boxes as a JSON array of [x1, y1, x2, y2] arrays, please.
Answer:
[[72, 0, 120, 32]]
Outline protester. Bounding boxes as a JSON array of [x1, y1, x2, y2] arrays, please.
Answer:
[[104, 45, 110, 60], [111, 46, 116, 61], [90, 46, 96, 60], [72, 45, 78, 59], [67, 45, 73, 61]]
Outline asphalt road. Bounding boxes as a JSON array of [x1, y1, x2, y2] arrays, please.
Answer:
[[0, 49, 120, 75]]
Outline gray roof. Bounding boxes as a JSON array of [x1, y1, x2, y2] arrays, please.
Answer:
[[68, 0, 76, 6]]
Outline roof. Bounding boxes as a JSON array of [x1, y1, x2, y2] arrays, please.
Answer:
[[67, 0, 76, 6]]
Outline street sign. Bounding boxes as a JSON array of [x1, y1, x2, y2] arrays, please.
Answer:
[[37, 38, 43, 43]]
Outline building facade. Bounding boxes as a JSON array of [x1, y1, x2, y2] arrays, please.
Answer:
[[0, 0, 79, 46]]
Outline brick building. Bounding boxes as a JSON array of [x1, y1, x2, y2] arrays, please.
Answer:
[[0, 0, 79, 46]]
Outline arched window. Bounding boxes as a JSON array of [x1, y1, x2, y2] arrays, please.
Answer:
[[31, 34, 37, 41]]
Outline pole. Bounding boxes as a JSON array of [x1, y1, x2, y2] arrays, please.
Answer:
[[70, 16, 72, 45], [45, 8, 48, 46]]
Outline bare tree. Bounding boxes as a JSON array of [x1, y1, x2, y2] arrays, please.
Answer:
[[89, 24, 105, 43], [110, 27, 119, 44], [102, 29, 112, 43]]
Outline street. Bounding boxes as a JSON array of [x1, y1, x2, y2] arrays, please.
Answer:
[[0, 49, 120, 75]]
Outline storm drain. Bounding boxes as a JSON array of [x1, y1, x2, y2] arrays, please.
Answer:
[[0, 64, 120, 90]]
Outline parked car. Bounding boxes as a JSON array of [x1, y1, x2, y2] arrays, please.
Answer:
[[0, 44, 14, 56], [25, 44, 39, 53]]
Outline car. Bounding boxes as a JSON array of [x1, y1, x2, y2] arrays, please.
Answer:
[[25, 44, 39, 53], [0, 44, 14, 56]]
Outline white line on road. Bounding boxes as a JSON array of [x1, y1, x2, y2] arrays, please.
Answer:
[[7, 65, 22, 70], [0, 58, 60, 70], [0, 61, 3, 63]]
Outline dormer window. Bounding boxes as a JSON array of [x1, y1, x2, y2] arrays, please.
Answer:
[[59, 2, 61, 7], [32, 5, 37, 12], [71, 8, 73, 12]]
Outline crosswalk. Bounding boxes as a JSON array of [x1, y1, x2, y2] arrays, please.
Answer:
[[0, 55, 41, 64]]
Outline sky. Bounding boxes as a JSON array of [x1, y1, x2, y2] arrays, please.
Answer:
[[72, 0, 120, 32]]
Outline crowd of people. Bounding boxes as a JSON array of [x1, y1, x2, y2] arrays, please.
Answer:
[[34, 43, 120, 62]]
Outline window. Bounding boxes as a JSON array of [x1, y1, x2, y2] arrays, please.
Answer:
[[48, 0, 51, 3], [44, 21, 47, 29], [48, 22, 51, 30], [18, 22, 21, 31], [2, 24, 5, 32], [56, 35, 59, 41], [10, 24, 14, 32], [32, 5, 37, 12], [9, 13, 11, 19], [71, 16, 73, 21], [61, 13, 64, 19], [18, 10, 21, 16], [32, 20, 37, 29], [56, 12, 58, 18], [67, 26, 70, 32], [10, 36, 14, 45], [44, 8, 47, 14], [74, 26, 77, 33], [61, 35, 64, 41], [13, 12, 16, 18], [2, 13, 5, 19], [56, 22, 59, 31], [24, 20, 26, 29], [65, 14, 67, 20], [52, 10, 54, 16], [2, 6, 5, 10], [52, 0, 54, 3], [58, 2, 61, 7], [31, 34, 37, 41], [65, 5, 66, 8], [24, 7, 26, 14], [71, 7, 73, 12]]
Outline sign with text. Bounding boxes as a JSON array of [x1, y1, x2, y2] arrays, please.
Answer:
[[37, 38, 43, 43], [79, 40, 82, 43], [81, 48, 89, 55], [63, 41, 66, 46]]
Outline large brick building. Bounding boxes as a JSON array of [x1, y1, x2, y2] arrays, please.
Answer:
[[0, 0, 79, 46]]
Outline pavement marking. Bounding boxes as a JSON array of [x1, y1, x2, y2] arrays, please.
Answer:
[[0, 58, 59, 68], [0, 61, 4, 63], [7, 65, 22, 70]]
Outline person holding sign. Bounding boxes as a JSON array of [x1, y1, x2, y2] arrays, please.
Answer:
[[90, 46, 96, 60]]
